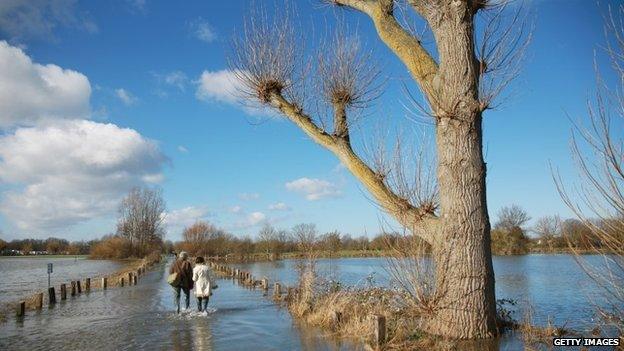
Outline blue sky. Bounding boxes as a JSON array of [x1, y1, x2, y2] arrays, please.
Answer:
[[0, 0, 619, 241]]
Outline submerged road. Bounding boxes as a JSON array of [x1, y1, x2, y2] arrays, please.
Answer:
[[0, 260, 363, 351]]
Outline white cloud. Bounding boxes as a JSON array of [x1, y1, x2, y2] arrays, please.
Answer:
[[0, 119, 167, 232], [177, 145, 188, 153], [189, 18, 216, 43], [238, 192, 260, 201], [164, 71, 188, 91], [0, 0, 98, 42], [195, 69, 275, 116], [285, 177, 341, 201], [268, 202, 291, 211], [234, 211, 266, 229], [115, 88, 137, 105], [0, 40, 91, 129], [162, 206, 211, 234], [230, 205, 243, 213], [196, 69, 242, 105]]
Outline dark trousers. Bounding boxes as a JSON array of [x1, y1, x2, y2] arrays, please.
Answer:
[[174, 286, 190, 313], [197, 296, 209, 311]]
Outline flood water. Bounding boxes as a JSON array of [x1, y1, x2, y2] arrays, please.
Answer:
[[0, 258, 361, 351], [0, 256, 124, 304], [0, 254, 620, 351], [232, 254, 622, 344]]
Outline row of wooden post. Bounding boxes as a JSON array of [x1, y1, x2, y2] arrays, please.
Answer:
[[207, 260, 387, 348], [16, 265, 149, 318]]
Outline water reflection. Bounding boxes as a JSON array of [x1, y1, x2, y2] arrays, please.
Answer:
[[233, 255, 613, 333], [0, 260, 364, 351], [0, 257, 124, 304], [0, 255, 616, 351]]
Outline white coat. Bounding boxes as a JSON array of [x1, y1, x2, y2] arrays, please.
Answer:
[[192, 264, 216, 297]]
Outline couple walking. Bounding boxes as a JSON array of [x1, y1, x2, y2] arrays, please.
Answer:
[[168, 251, 217, 313]]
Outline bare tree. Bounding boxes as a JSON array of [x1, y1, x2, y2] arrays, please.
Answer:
[[117, 187, 165, 257], [533, 215, 561, 238], [533, 215, 562, 250], [292, 223, 318, 254], [554, 4, 624, 335], [257, 223, 289, 260], [494, 204, 531, 232], [320, 231, 342, 255], [231, 0, 529, 339]]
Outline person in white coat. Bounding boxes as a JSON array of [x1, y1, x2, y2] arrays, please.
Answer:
[[192, 256, 216, 312]]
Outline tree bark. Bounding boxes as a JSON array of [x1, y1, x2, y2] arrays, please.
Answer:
[[426, 114, 497, 339]]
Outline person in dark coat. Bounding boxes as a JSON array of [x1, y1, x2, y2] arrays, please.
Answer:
[[169, 251, 193, 313]]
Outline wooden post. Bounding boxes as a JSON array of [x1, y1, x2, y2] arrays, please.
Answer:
[[135, 271, 140, 281], [16, 301, 25, 317], [373, 314, 386, 347], [102, 277, 108, 290], [35, 292, 43, 309], [128, 272, 133, 284], [85, 278, 91, 292], [76, 280, 82, 294], [331, 310, 342, 328], [274, 282, 281, 298], [133, 274, 138, 285], [120, 277, 125, 287], [262, 278, 269, 291], [70, 281, 76, 296], [60, 284, 67, 300], [48, 287, 56, 305]]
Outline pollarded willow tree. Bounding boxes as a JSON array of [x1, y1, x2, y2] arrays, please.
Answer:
[[231, 0, 528, 339]]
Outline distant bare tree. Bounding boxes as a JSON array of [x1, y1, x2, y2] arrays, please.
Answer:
[[494, 204, 531, 232], [320, 231, 342, 255], [117, 187, 165, 257], [292, 223, 317, 254], [533, 215, 561, 238], [554, 4, 624, 336], [257, 223, 289, 260], [231, 0, 529, 339], [533, 215, 562, 250]]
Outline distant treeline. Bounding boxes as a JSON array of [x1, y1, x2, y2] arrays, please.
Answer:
[[490, 205, 623, 255], [0, 237, 93, 256], [4, 202, 620, 259], [172, 204, 623, 259], [172, 221, 412, 260]]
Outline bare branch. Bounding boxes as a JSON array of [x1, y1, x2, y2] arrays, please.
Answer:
[[317, 27, 384, 140], [475, 1, 532, 110], [230, 4, 303, 105], [270, 91, 438, 243], [333, 0, 439, 98], [553, 3, 624, 334]]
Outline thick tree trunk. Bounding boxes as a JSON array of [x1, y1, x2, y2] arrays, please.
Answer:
[[414, 3, 498, 339], [425, 113, 497, 339]]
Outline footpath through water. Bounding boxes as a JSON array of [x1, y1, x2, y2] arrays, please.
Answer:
[[0, 259, 363, 351]]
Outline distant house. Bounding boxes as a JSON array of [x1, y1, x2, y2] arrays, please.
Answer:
[[29, 250, 49, 255], [2, 249, 23, 256]]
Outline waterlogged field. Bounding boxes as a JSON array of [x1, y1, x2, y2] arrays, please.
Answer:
[[0, 255, 618, 351], [232, 254, 615, 334], [0, 259, 361, 351], [0, 256, 125, 304]]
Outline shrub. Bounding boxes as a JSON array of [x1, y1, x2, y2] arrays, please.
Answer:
[[89, 236, 133, 259]]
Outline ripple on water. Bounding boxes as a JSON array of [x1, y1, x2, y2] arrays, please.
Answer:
[[1, 261, 364, 351]]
